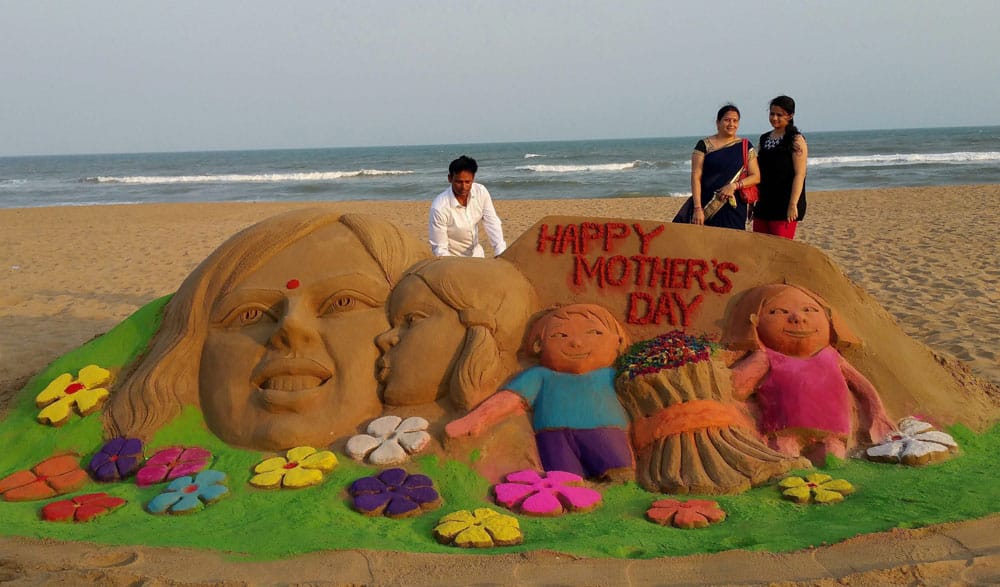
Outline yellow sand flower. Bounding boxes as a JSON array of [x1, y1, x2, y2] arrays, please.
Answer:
[[433, 508, 523, 548], [35, 365, 113, 426], [779, 473, 854, 504], [249, 446, 338, 489]]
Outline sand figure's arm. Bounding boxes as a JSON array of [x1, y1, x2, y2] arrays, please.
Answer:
[[730, 350, 770, 401], [445, 390, 528, 438], [839, 356, 895, 442]]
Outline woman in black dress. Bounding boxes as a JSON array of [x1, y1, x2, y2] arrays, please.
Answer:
[[754, 96, 808, 239]]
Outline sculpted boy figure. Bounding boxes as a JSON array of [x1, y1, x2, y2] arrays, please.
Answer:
[[446, 304, 634, 481]]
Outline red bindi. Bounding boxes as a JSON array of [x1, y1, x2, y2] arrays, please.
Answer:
[[286, 279, 300, 290]]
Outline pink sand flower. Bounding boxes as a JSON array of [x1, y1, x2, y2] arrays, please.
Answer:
[[136, 447, 212, 487], [493, 469, 602, 516]]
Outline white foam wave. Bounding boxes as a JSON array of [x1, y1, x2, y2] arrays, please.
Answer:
[[516, 160, 645, 173], [809, 152, 1000, 168], [523, 153, 543, 158], [86, 169, 413, 185]]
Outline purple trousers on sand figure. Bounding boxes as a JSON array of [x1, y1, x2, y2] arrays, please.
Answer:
[[534, 427, 633, 479]]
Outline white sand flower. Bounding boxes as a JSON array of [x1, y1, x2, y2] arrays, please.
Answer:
[[865, 417, 958, 466], [346, 416, 431, 466]]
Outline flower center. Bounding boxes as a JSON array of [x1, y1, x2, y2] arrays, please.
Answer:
[[109, 455, 119, 462], [64, 382, 86, 395], [183, 484, 199, 494], [283, 462, 299, 470]]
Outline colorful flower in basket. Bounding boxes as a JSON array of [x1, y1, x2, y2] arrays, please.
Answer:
[[349, 468, 441, 518], [41, 492, 127, 523], [0, 454, 88, 502], [146, 470, 228, 515], [89, 437, 144, 482], [646, 498, 726, 529], [616, 331, 718, 380], [136, 447, 212, 487], [433, 508, 523, 548], [345, 415, 431, 466], [865, 417, 959, 466], [779, 473, 854, 504], [249, 446, 337, 489], [493, 469, 601, 516], [35, 364, 113, 426]]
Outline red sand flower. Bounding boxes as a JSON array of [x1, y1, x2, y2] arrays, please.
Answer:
[[41, 492, 127, 522], [646, 498, 726, 529]]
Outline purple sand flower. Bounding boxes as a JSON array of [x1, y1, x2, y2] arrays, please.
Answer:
[[349, 468, 441, 518], [89, 437, 144, 482]]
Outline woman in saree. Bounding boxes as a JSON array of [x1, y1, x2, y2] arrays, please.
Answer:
[[686, 104, 761, 230]]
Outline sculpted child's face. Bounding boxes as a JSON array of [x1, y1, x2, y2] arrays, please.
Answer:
[[376, 275, 466, 406], [538, 313, 620, 374], [755, 288, 831, 357], [199, 223, 388, 449]]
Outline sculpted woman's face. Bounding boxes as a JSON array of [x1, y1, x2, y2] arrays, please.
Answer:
[[755, 287, 831, 358], [375, 275, 466, 406], [198, 222, 389, 449]]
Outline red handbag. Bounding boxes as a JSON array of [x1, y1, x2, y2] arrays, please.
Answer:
[[738, 138, 759, 204]]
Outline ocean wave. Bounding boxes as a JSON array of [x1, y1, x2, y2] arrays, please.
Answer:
[[83, 169, 413, 185], [515, 160, 647, 173], [523, 153, 544, 158], [809, 152, 1000, 168]]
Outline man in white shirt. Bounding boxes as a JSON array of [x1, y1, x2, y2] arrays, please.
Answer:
[[428, 155, 507, 257]]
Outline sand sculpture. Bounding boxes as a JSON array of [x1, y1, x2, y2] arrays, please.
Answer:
[[726, 284, 894, 465], [96, 211, 1000, 497], [376, 257, 537, 410], [103, 209, 431, 450]]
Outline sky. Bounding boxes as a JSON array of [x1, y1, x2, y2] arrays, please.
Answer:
[[2, 1, 998, 156]]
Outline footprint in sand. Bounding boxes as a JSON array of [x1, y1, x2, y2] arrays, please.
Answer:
[[81, 551, 141, 569]]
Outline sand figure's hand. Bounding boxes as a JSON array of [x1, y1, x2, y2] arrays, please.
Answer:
[[445, 415, 484, 438]]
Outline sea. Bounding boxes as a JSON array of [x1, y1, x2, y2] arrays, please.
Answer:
[[1, 126, 998, 209]]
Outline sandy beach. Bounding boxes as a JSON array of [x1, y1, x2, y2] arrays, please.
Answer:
[[1, 185, 999, 585]]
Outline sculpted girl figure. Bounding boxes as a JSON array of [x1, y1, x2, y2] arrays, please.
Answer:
[[727, 284, 895, 465], [375, 257, 537, 411], [103, 210, 430, 450], [446, 304, 634, 481]]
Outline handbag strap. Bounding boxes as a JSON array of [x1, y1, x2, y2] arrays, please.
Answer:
[[740, 138, 750, 179]]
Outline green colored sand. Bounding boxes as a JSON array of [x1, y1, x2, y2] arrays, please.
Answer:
[[1, 297, 997, 561]]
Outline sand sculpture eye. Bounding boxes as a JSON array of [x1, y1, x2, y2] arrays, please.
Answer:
[[319, 290, 377, 316], [403, 311, 427, 327], [220, 304, 276, 327]]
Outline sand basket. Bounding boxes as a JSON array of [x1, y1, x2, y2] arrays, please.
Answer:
[[616, 333, 808, 495]]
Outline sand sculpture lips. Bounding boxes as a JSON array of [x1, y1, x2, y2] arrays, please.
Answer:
[[781, 329, 819, 338], [252, 358, 333, 410]]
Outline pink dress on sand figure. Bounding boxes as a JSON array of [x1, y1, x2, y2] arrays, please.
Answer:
[[756, 347, 851, 436]]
